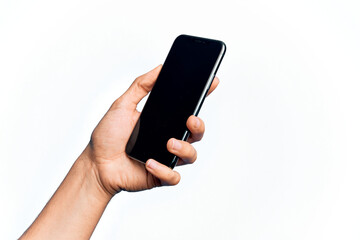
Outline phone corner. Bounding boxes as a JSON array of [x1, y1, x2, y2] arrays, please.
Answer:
[[175, 34, 188, 42], [219, 40, 227, 54]]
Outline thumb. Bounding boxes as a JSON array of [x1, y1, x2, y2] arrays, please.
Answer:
[[122, 65, 162, 108]]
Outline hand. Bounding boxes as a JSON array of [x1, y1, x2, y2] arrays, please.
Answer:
[[20, 66, 219, 239], [86, 65, 219, 196]]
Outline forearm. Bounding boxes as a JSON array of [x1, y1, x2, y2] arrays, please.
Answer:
[[21, 147, 112, 240]]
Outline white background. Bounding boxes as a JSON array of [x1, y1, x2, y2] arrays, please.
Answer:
[[1, 0, 360, 239]]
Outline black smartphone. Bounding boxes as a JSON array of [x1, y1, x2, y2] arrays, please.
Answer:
[[126, 34, 226, 168]]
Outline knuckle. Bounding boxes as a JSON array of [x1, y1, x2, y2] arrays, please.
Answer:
[[112, 95, 126, 109], [135, 76, 152, 92], [135, 78, 143, 89], [113, 96, 121, 106], [186, 145, 195, 157], [187, 148, 197, 163], [189, 133, 203, 143], [166, 171, 173, 181], [195, 133, 204, 141], [182, 145, 197, 163]]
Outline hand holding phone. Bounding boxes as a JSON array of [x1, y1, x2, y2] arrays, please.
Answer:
[[87, 64, 219, 194], [126, 35, 226, 168], [20, 67, 220, 239]]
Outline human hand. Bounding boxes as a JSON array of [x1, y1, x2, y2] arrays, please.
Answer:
[[85, 65, 219, 196]]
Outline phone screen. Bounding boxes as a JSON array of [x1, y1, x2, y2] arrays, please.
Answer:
[[126, 35, 226, 167]]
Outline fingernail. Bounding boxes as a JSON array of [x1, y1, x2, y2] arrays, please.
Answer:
[[194, 118, 200, 128], [172, 139, 182, 150], [147, 159, 158, 169]]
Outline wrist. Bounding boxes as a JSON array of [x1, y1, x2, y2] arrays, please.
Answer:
[[77, 146, 114, 202], [20, 146, 114, 239]]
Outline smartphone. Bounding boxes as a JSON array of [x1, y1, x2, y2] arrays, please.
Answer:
[[126, 34, 226, 168]]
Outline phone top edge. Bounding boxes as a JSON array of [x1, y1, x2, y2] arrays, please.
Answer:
[[175, 34, 226, 79], [176, 34, 226, 48]]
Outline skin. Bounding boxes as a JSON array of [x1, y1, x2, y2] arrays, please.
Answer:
[[20, 65, 219, 239]]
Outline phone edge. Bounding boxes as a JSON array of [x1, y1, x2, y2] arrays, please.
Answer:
[[169, 40, 227, 168]]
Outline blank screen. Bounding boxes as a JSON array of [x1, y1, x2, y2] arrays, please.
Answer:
[[126, 35, 225, 167]]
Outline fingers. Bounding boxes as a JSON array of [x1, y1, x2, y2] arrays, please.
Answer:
[[186, 115, 205, 143], [167, 138, 197, 165], [206, 76, 220, 97], [145, 159, 181, 186], [168, 115, 204, 166], [121, 65, 162, 108]]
